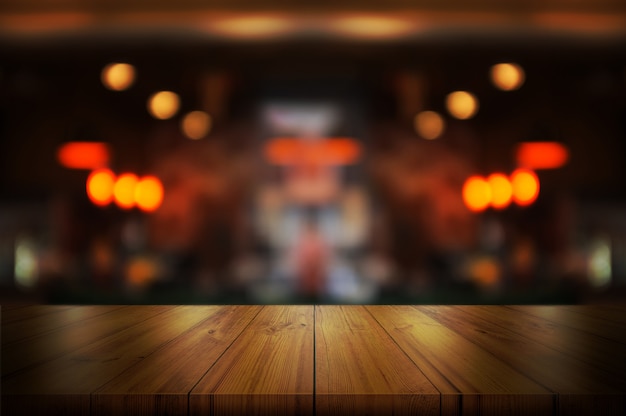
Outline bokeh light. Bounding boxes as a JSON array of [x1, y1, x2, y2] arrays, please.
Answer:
[[446, 91, 479, 120], [181, 111, 212, 140], [588, 236, 612, 288], [414, 110, 445, 140], [490, 63, 525, 91], [101, 63, 135, 91], [147, 91, 180, 120], [57, 142, 110, 170], [209, 15, 295, 39], [125, 256, 159, 287], [330, 15, 414, 39], [511, 169, 540, 206], [135, 176, 164, 212], [516, 141, 569, 169], [87, 168, 116, 206], [487, 173, 513, 209], [113, 173, 138, 209], [14, 236, 38, 289], [463, 176, 492, 212]]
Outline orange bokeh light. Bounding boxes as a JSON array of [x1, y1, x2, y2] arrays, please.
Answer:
[[487, 173, 513, 209], [264, 138, 361, 166], [511, 169, 540, 206], [462, 176, 492, 212], [516, 141, 569, 170], [86, 169, 115, 206], [113, 173, 138, 209], [135, 176, 164, 212], [57, 142, 110, 170]]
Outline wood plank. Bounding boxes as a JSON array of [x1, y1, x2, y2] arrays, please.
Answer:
[[315, 305, 439, 416], [2, 306, 219, 416], [557, 305, 626, 323], [1, 305, 74, 324], [419, 306, 625, 394], [189, 305, 314, 415], [507, 305, 626, 344], [2, 305, 125, 345], [92, 305, 262, 416], [450, 305, 626, 382], [2, 305, 169, 376], [367, 305, 554, 416]]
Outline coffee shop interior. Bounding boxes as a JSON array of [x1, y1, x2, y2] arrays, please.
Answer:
[[1, 0, 626, 305]]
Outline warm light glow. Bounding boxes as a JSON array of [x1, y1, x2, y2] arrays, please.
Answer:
[[86, 169, 115, 206], [210, 15, 295, 38], [414, 111, 445, 140], [181, 111, 212, 140], [511, 169, 540, 206], [588, 236, 612, 288], [264, 138, 361, 165], [487, 173, 513, 209], [516, 141, 569, 169], [490, 63, 525, 91], [446, 91, 479, 120], [14, 236, 38, 289], [330, 15, 415, 39], [148, 91, 180, 120], [135, 176, 164, 212], [463, 176, 492, 212], [113, 173, 138, 209], [57, 142, 110, 170], [101, 63, 135, 91]]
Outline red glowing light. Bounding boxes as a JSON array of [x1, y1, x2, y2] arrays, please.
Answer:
[[264, 138, 361, 166], [57, 142, 110, 170], [516, 142, 569, 170]]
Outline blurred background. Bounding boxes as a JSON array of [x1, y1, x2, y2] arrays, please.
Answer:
[[1, 0, 626, 304]]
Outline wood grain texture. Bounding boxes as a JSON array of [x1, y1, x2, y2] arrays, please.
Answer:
[[2, 306, 217, 415], [2, 306, 169, 376], [1, 305, 74, 324], [1, 305, 625, 416], [507, 305, 626, 344], [93, 305, 262, 415], [367, 305, 554, 416], [2, 305, 125, 345], [419, 305, 625, 394], [316, 305, 439, 415], [449, 305, 626, 385], [189, 305, 314, 416]]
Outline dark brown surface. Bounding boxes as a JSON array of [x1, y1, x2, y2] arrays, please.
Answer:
[[2, 305, 625, 415]]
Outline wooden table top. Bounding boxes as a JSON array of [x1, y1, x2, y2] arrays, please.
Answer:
[[2, 305, 625, 415]]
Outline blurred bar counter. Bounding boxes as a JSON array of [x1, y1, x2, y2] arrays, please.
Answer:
[[2, 305, 625, 415]]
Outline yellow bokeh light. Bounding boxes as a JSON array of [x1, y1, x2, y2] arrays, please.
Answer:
[[101, 63, 135, 91], [113, 173, 138, 209], [511, 169, 540, 206], [446, 91, 479, 120], [210, 15, 294, 39], [491, 63, 525, 91], [414, 111, 445, 140], [181, 111, 212, 140], [487, 173, 513, 209], [86, 169, 115, 206], [148, 91, 180, 120], [135, 176, 164, 212], [462, 176, 492, 212], [330, 15, 415, 39]]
